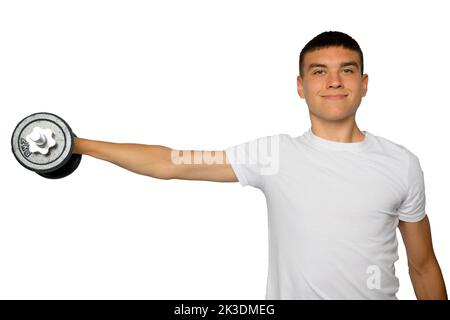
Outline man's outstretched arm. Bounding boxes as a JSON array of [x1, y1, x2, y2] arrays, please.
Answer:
[[73, 137, 238, 182], [398, 215, 448, 300]]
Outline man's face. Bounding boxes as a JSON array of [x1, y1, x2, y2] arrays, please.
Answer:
[[297, 46, 368, 122]]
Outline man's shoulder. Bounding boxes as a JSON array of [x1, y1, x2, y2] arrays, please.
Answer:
[[368, 131, 416, 158], [241, 133, 296, 146]]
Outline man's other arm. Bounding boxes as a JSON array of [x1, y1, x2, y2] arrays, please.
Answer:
[[398, 215, 448, 300]]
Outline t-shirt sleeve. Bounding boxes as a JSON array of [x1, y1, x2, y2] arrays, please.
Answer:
[[397, 151, 427, 222], [225, 135, 281, 189]]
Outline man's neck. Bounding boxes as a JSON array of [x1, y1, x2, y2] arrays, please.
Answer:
[[309, 116, 365, 143]]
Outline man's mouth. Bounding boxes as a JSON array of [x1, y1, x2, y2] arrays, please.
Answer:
[[321, 94, 348, 100]]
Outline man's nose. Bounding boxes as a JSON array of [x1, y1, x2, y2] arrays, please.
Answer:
[[327, 73, 343, 89]]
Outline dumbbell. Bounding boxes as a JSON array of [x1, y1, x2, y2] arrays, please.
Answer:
[[11, 112, 82, 179]]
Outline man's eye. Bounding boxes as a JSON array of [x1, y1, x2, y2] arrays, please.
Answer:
[[313, 70, 324, 75], [343, 69, 354, 73]]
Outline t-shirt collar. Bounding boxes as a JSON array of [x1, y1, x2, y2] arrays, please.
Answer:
[[304, 127, 370, 152]]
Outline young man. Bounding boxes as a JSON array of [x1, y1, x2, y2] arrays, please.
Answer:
[[73, 31, 447, 300]]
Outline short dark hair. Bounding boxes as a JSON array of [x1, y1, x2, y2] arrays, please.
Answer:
[[299, 31, 364, 78]]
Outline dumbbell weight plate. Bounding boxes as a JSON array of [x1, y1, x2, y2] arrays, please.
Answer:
[[37, 153, 82, 179], [11, 112, 81, 178]]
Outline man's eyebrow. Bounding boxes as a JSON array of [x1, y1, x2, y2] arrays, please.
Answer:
[[307, 61, 360, 71]]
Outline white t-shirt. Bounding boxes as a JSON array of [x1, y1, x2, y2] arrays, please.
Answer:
[[225, 128, 426, 300]]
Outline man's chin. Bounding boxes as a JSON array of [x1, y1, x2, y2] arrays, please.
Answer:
[[308, 108, 359, 122]]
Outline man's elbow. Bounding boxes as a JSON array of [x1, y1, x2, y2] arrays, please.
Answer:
[[139, 162, 175, 180], [408, 255, 440, 276]]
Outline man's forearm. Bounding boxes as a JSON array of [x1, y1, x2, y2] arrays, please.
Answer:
[[409, 261, 448, 300], [73, 137, 174, 179]]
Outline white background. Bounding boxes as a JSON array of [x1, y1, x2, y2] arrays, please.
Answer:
[[0, 0, 448, 299]]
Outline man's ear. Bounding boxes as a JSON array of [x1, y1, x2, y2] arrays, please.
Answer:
[[362, 73, 369, 97], [297, 75, 305, 99]]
